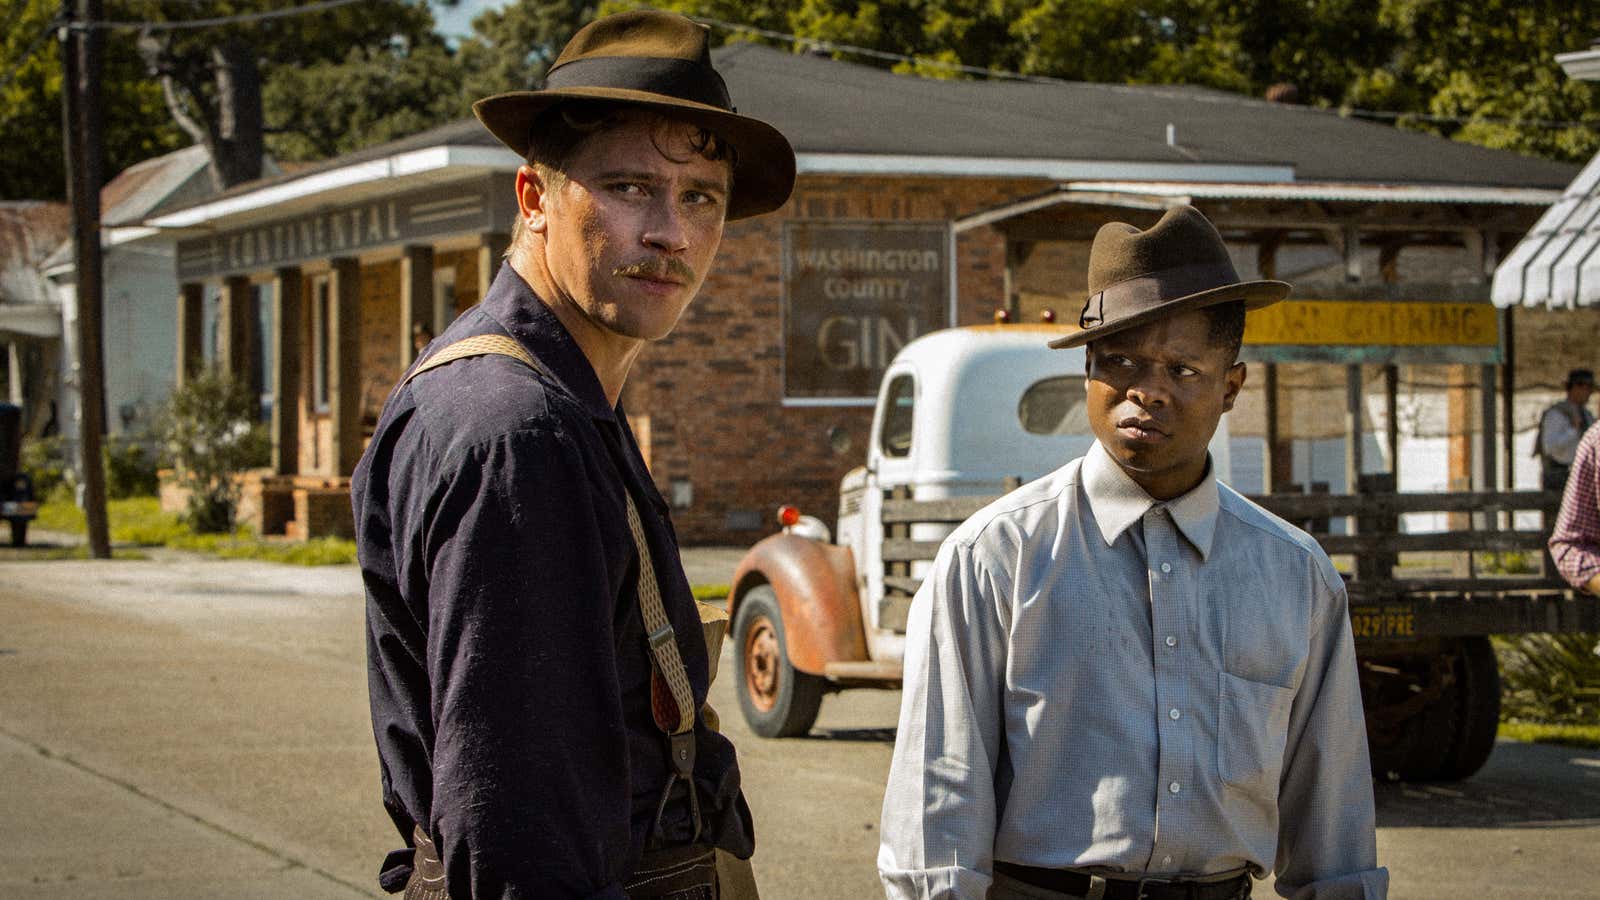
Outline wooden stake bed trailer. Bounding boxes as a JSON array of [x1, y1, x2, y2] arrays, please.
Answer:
[[877, 485, 1600, 781]]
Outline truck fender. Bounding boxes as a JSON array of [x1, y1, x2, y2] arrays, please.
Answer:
[[729, 533, 867, 675]]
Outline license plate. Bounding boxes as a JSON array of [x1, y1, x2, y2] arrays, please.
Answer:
[[1350, 604, 1416, 639]]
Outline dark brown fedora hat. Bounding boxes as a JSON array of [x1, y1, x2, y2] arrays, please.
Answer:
[[1049, 205, 1289, 349], [472, 9, 795, 221]]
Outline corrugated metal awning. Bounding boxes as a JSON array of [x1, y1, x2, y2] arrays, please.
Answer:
[[1492, 152, 1600, 308]]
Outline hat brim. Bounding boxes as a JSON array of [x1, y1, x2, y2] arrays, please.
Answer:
[[473, 88, 796, 221], [1047, 279, 1289, 349]]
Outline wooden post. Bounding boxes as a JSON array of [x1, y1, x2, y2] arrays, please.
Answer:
[[1346, 364, 1364, 493], [6, 342, 21, 406], [477, 232, 508, 305], [1264, 363, 1283, 492], [218, 274, 255, 397], [1003, 241, 1033, 320], [61, 0, 109, 558], [1385, 364, 1400, 479], [270, 267, 301, 475], [1502, 307, 1516, 489], [399, 245, 433, 366], [1480, 365, 1498, 492], [327, 258, 362, 476], [176, 282, 203, 386]]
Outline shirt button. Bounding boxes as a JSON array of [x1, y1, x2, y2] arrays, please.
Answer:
[[1169, 781, 1181, 794], [1165, 635, 1177, 648], [1169, 708, 1181, 720], [1160, 562, 1172, 574]]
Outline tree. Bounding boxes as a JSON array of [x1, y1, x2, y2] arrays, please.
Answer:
[[456, 0, 595, 98], [127, 0, 446, 188], [0, 0, 183, 201]]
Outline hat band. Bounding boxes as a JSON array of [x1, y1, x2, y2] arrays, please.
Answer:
[[543, 55, 734, 111], [1079, 261, 1242, 329]]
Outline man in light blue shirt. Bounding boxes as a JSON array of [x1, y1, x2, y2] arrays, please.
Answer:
[[879, 206, 1387, 900]]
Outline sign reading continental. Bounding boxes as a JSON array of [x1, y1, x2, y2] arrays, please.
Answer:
[[783, 221, 951, 400], [1244, 300, 1498, 347]]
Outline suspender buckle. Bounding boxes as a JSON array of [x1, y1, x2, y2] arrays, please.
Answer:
[[650, 730, 703, 846], [648, 623, 677, 652]]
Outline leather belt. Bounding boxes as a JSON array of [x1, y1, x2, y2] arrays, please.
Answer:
[[993, 861, 1250, 900]]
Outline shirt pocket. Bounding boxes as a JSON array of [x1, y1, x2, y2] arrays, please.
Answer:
[[1217, 670, 1296, 802]]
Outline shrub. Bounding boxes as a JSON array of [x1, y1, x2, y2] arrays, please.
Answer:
[[104, 435, 162, 499], [1496, 633, 1600, 725], [20, 435, 70, 498], [161, 370, 270, 533]]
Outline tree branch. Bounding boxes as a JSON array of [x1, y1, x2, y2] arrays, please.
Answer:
[[159, 75, 208, 146]]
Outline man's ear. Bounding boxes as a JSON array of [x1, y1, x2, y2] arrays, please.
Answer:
[[515, 165, 550, 234], [1221, 361, 1247, 413]]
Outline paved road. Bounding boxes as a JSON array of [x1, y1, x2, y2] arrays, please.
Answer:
[[1, 548, 1598, 898]]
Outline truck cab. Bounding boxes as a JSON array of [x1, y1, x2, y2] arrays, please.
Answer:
[[729, 325, 1232, 736]]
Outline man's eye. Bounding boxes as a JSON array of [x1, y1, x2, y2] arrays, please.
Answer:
[[1172, 365, 1198, 378], [611, 183, 645, 196], [684, 190, 720, 206]]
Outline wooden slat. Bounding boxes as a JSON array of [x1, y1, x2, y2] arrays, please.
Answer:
[[883, 576, 923, 596], [1317, 530, 1550, 555], [1248, 489, 1561, 520], [881, 496, 991, 524], [1349, 576, 1568, 597], [882, 538, 945, 562]]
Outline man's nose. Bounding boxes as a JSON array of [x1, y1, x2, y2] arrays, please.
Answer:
[[1126, 371, 1171, 407], [641, 198, 689, 254]]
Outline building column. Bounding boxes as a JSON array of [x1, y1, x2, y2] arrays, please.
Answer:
[[7, 342, 22, 407], [176, 282, 204, 386], [327, 258, 362, 476], [270, 267, 302, 475], [218, 274, 260, 400], [400, 245, 434, 366], [477, 232, 509, 304]]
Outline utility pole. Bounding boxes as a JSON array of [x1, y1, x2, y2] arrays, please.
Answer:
[[60, 0, 111, 559]]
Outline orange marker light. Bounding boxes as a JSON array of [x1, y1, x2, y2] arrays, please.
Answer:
[[778, 505, 801, 528]]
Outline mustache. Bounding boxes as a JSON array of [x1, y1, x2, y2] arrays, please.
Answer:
[[613, 256, 695, 283]]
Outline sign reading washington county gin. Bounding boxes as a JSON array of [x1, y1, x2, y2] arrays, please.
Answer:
[[782, 221, 952, 401]]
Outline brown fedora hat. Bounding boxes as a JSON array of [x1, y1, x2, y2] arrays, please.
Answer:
[[472, 9, 795, 221], [1049, 205, 1288, 349]]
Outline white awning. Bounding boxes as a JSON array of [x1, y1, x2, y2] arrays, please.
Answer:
[[0, 303, 61, 338], [1492, 151, 1600, 308]]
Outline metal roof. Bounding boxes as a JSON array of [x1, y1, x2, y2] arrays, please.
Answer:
[[1492, 152, 1600, 309]]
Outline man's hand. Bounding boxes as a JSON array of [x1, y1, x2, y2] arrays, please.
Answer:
[[1584, 573, 1600, 595]]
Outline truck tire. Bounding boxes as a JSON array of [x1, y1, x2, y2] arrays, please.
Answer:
[[8, 519, 24, 548], [733, 585, 824, 738], [1440, 636, 1500, 781]]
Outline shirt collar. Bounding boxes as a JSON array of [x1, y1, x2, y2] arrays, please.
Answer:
[[1081, 441, 1219, 560], [476, 262, 618, 422]]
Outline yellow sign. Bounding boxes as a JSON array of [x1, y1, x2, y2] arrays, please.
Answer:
[[1244, 300, 1498, 348]]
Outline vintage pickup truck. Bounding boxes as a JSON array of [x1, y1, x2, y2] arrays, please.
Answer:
[[726, 325, 1600, 782]]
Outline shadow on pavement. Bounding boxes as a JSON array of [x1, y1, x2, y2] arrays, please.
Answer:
[[805, 726, 898, 743], [1376, 740, 1600, 829]]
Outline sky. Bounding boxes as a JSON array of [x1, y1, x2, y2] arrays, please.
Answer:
[[431, 0, 515, 40]]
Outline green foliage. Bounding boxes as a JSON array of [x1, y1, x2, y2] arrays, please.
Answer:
[[104, 435, 161, 499], [456, 1, 596, 97], [160, 369, 269, 533], [1496, 633, 1600, 725], [691, 582, 731, 603], [1498, 721, 1600, 750], [35, 493, 358, 564], [19, 435, 69, 498]]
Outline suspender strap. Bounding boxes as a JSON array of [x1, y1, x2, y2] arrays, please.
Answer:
[[400, 335, 703, 837]]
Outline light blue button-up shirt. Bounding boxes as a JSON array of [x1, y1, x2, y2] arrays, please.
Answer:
[[878, 443, 1387, 899]]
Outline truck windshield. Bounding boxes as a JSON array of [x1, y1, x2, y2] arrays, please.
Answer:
[[1018, 375, 1089, 435], [880, 374, 915, 458]]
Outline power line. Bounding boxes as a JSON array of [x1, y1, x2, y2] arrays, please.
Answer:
[[695, 15, 1596, 133], [77, 0, 370, 31]]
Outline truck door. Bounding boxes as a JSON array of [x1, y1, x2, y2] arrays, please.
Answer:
[[861, 367, 918, 640]]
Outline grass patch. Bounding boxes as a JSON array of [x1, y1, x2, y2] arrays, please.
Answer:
[[0, 545, 148, 561], [1498, 721, 1600, 750], [692, 583, 731, 604], [34, 495, 357, 566]]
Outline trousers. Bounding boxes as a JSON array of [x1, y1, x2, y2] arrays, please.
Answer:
[[402, 826, 719, 899]]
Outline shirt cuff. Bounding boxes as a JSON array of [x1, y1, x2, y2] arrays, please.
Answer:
[[1283, 866, 1389, 900], [879, 864, 992, 900]]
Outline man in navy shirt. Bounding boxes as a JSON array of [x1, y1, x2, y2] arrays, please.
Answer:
[[353, 11, 794, 898]]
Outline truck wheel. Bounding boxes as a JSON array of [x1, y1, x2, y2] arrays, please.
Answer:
[[733, 585, 824, 738], [1440, 636, 1500, 781], [8, 519, 24, 548]]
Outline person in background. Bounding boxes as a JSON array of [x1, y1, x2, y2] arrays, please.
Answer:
[[1535, 369, 1595, 490]]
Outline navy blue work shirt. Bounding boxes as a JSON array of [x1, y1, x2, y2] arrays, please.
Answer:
[[354, 263, 754, 898]]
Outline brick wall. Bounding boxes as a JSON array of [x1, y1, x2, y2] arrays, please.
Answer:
[[627, 174, 1051, 545]]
